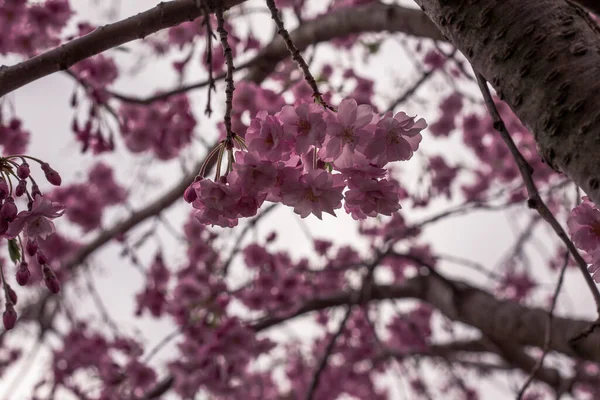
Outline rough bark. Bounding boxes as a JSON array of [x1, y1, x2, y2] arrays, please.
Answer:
[[414, 0, 600, 206]]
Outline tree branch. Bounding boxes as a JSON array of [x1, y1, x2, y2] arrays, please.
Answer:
[[144, 269, 600, 397], [0, 0, 247, 98], [414, 0, 600, 206]]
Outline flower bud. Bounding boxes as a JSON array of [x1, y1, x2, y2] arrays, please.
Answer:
[[26, 239, 38, 257], [0, 197, 17, 222], [183, 185, 197, 203], [16, 262, 30, 286], [41, 163, 62, 186], [31, 184, 42, 198], [7, 285, 17, 305], [43, 265, 60, 294], [36, 250, 48, 265], [15, 180, 26, 197], [3, 305, 16, 330], [0, 219, 8, 236], [0, 178, 8, 200], [16, 162, 30, 179]]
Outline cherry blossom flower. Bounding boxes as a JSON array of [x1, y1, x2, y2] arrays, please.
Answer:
[[279, 103, 326, 154], [568, 197, 600, 253], [319, 98, 374, 162], [344, 178, 401, 219], [6, 195, 64, 239], [281, 170, 344, 219], [364, 111, 425, 166]]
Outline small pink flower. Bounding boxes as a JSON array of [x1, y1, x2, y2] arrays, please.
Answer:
[[364, 111, 425, 166], [246, 111, 292, 162], [344, 178, 401, 219], [281, 170, 344, 219], [319, 98, 374, 162], [6, 195, 65, 239], [568, 197, 600, 253], [278, 103, 326, 154], [229, 151, 278, 194]]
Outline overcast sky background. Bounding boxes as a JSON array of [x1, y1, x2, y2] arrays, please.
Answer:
[[0, 1, 595, 399]]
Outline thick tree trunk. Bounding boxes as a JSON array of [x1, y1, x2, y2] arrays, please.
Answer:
[[415, 0, 600, 205]]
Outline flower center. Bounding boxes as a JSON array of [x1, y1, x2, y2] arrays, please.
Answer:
[[298, 120, 311, 135], [593, 222, 600, 237], [386, 130, 400, 145], [341, 127, 355, 144], [304, 189, 319, 203]]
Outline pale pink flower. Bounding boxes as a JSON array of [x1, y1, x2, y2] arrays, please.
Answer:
[[229, 151, 278, 194], [364, 111, 425, 166], [246, 111, 292, 162], [278, 103, 326, 154], [568, 197, 600, 253], [319, 98, 374, 162], [344, 178, 401, 219], [281, 170, 344, 219], [6, 195, 65, 239]]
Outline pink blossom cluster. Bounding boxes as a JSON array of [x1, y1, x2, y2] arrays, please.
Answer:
[[135, 253, 170, 317], [0, 155, 66, 329], [285, 311, 387, 399], [186, 98, 426, 227], [70, 55, 119, 103], [169, 318, 274, 397], [427, 93, 556, 202], [46, 325, 157, 399], [50, 162, 126, 232], [239, 244, 311, 312], [0, 118, 30, 156], [568, 197, 600, 282], [119, 94, 197, 160], [0, 0, 71, 56]]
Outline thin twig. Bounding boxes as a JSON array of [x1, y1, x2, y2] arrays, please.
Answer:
[[304, 250, 387, 400], [265, 0, 334, 110], [304, 305, 353, 400], [516, 251, 569, 399], [474, 70, 600, 316], [202, 3, 217, 116], [215, 3, 236, 140]]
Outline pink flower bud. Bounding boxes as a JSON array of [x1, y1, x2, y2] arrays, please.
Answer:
[[183, 185, 197, 203], [3, 305, 16, 330], [16, 262, 30, 286], [0, 219, 7, 236], [26, 239, 38, 257], [36, 250, 48, 265], [15, 180, 26, 197], [43, 266, 60, 294], [0, 198, 17, 222], [31, 184, 42, 198], [7, 286, 17, 305], [41, 163, 62, 186], [17, 162, 30, 179], [0, 178, 8, 200]]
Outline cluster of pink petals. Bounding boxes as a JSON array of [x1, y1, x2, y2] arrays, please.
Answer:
[[0, 0, 72, 56], [568, 197, 600, 281], [187, 97, 427, 226], [0, 118, 30, 155], [5, 195, 64, 240], [120, 94, 196, 160], [50, 162, 126, 232]]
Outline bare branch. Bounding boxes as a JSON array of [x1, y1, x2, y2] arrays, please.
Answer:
[[474, 71, 600, 315], [0, 0, 247, 98]]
